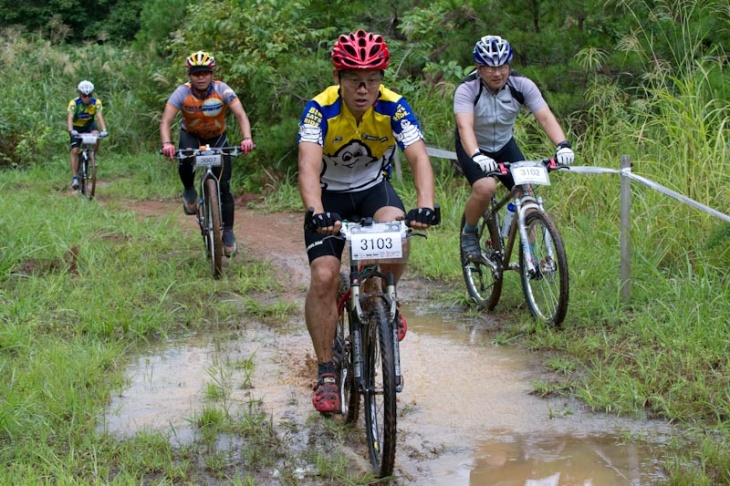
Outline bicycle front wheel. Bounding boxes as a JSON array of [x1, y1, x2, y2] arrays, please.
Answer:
[[203, 178, 223, 278], [363, 298, 397, 477], [460, 212, 503, 310], [86, 152, 97, 199], [518, 211, 569, 326], [79, 153, 94, 199]]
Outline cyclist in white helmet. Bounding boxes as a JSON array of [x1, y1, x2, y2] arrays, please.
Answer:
[[67, 80, 108, 190], [454, 35, 575, 260]]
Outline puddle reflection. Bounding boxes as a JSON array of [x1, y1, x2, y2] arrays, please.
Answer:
[[470, 433, 667, 485], [400, 303, 671, 485]]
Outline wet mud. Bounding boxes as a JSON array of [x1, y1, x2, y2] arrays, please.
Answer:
[[100, 204, 676, 484]]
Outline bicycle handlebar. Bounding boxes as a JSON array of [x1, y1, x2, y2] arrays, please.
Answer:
[[77, 133, 108, 145], [303, 204, 441, 233], [158, 145, 255, 159], [487, 158, 570, 177]]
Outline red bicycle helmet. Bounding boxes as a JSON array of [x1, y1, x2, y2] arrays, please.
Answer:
[[332, 29, 390, 70]]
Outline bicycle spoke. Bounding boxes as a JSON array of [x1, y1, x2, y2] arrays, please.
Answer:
[[519, 212, 569, 325], [460, 213, 502, 309], [204, 178, 223, 278], [363, 298, 396, 477]]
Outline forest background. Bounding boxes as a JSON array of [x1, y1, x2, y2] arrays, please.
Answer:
[[0, 0, 729, 483]]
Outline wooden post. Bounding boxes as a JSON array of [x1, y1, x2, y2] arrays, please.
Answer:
[[619, 155, 631, 303]]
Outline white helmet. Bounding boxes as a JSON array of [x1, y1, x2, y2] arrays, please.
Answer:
[[77, 80, 95, 95], [473, 35, 513, 67]]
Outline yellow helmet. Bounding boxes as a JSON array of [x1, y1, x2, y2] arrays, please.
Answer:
[[186, 50, 216, 73]]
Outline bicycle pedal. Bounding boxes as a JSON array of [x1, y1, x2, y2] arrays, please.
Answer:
[[396, 375, 404, 393]]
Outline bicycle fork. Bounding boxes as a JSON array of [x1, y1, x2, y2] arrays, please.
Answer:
[[197, 173, 223, 233], [516, 196, 556, 276], [351, 275, 404, 394]]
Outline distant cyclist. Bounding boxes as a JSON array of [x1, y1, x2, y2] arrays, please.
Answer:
[[160, 50, 255, 257], [456, 35, 574, 260], [298, 30, 437, 413], [67, 80, 108, 190]]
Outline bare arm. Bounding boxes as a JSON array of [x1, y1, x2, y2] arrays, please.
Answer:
[[402, 140, 436, 228], [533, 106, 567, 145], [159, 104, 179, 144], [297, 141, 325, 213], [455, 111, 481, 156], [229, 99, 252, 140], [95, 111, 107, 132], [67, 112, 74, 132]]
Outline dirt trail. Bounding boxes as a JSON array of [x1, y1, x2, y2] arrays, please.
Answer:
[[103, 199, 675, 485]]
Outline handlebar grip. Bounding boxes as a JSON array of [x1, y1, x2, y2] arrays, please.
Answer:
[[304, 207, 315, 230], [404, 203, 441, 227]]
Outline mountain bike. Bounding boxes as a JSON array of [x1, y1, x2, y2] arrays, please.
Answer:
[[306, 206, 440, 478], [76, 132, 108, 199], [460, 158, 569, 325], [164, 146, 243, 279]]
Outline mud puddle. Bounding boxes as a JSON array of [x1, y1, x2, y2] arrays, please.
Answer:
[[102, 206, 675, 483], [101, 305, 673, 484]]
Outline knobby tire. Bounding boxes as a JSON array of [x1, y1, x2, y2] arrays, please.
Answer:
[[204, 178, 223, 279], [518, 211, 569, 326], [460, 212, 503, 310], [79, 152, 96, 199], [335, 271, 359, 423], [86, 152, 97, 199], [363, 298, 397, 477]]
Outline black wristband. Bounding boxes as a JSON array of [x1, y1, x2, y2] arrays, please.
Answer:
[[556, 141, 571, 150]]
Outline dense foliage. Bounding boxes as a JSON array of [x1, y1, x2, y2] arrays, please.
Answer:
[[1, 0, 729, 483]]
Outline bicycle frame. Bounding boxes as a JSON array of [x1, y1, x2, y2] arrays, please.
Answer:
[[487, 183, 549, 276]]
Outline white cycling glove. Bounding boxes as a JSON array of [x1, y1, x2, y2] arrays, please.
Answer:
[[472, 153, 497, 173], [99, 130, 108, 138], [555, 141, 574, 165]]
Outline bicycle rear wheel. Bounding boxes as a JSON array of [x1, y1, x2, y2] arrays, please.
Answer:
[[203, 178, 223, 278], [334, 271, 359, 423], [363, 298, 397, 477], [460, 212, 503, 310], [519, 211, 569, 325]]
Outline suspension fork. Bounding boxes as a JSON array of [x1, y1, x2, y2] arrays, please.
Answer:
[[515, 194, 544, 273]]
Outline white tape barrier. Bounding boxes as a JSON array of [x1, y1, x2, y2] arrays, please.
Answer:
[[425, 146, 730, 223]]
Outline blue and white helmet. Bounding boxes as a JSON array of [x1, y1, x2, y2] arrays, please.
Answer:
[[473, 35, 513, 67], [77, 80, 95, 95]]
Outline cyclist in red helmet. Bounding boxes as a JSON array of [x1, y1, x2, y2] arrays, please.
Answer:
[[298, 30, 437, 413]]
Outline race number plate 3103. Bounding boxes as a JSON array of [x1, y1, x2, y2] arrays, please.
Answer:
[[349, 223, 403, 261], [195, 154, 222, 167], [511, 161, 550, 186]]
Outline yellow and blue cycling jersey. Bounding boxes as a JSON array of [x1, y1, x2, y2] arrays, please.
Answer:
[[67, 97, 103, 130], [298, 85, 424, 192]]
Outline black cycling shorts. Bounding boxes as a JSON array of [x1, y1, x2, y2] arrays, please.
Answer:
[[304, 179, 405, 263], [455, 134, 526, 189], [69, 123, 98, 148]]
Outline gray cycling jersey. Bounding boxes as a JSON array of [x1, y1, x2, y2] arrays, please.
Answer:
[[454, 72, 547, 152]]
